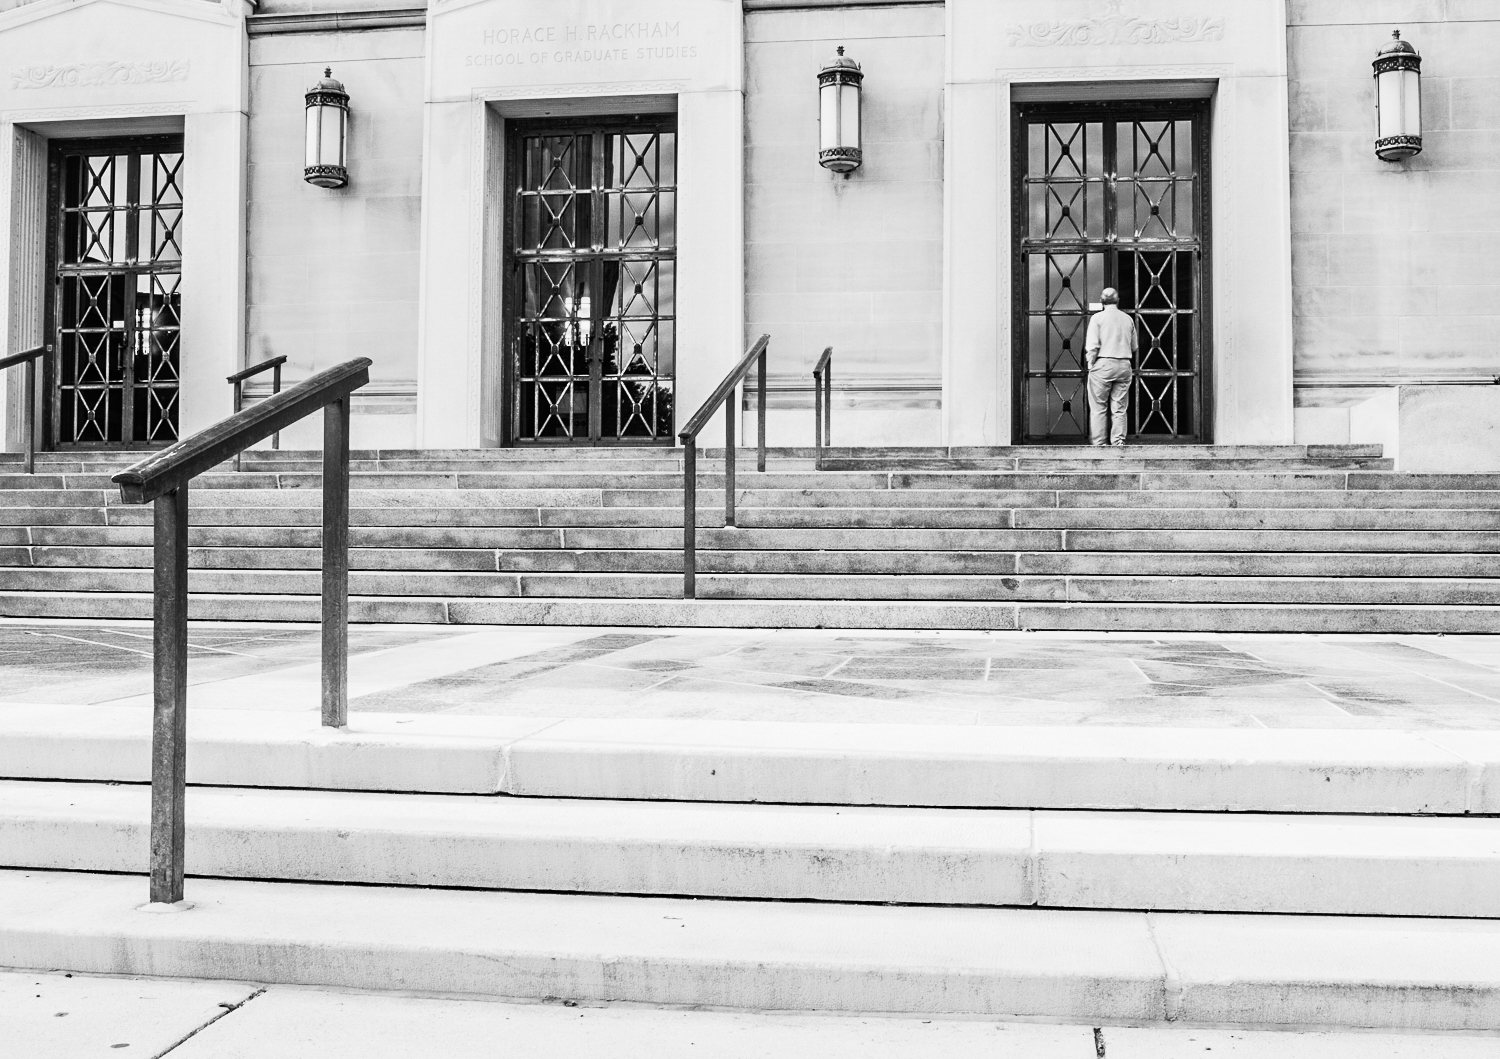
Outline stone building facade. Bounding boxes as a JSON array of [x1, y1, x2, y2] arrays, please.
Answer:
[[0, 0, 1494, 467]]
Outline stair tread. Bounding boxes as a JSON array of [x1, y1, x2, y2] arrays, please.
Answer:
[[5, 868, 1499, 1028], [6, 779, 1498, 916]]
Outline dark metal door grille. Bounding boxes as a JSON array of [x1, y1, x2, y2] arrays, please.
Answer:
[[48, 137, 183, 448], [1014, 104, 1209, 443], [506, 118, 676, 444]]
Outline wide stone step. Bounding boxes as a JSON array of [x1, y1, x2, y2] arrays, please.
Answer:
[[7, 707, 1486, 812], [9, 547, 1500, 579], [824, 457, 1396, 472], [6, 780, 1498, 917], [4, 591, 1500, 630], [0, 469, 1412, 494], [5, 869, 1498, 1029], [90, 504, 1500, 531], [10, 501, 1500, 533]]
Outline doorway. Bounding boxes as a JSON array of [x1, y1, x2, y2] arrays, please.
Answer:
[[504, 116, 677, 445], [46, 135, 183, 449], [1013, 101, 1210, 443]]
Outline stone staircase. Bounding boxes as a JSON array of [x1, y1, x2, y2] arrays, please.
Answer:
[[3, 443, 1500, 631], [1, 706, 1498, 1029]]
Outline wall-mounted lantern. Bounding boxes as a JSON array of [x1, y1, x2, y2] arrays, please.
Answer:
[[818, 46, 863, 174], [1373, 30, 1422, 162], [304, 67, 350, 188]]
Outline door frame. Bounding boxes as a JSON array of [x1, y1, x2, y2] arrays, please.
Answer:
[[44, 133, 184, 451], [501, 113, 678, 447], [1010, 98, 1213, 445]]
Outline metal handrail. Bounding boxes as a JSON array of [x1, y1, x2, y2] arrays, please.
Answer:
[[0, 344, 47, 474], [112, 356, 371, 906], [228, 355, 287, 456], [678, 334, 769, 599], [813, 346, 833, 470]]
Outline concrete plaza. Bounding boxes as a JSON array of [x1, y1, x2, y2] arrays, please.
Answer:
[[4, 618, 1500, 730]]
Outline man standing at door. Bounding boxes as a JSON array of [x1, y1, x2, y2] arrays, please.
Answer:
[[1085, 287, 1137, 447]]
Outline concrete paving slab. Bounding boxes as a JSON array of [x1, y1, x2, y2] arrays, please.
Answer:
[[0, 869, 1167, 1020], [501, 719, 1477, 813], [100, 626, 601, 711], [2, 968, 256, 1059], [0, 705, 1483, 812], [0, 703, 559, 793], [1152, 912, 1500, 1030], [1103, 1025, 1499, 1057], [6, 622, 1500, 731], [0, 781, 1034, 905], [1035, 810, 1500, 917], [1421, 730, 1500, 813], [9, 781, 1500, 915], [169, 988, 1098, 1058]]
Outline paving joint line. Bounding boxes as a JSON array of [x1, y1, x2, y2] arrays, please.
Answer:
[[153, 985, 267, 1058]]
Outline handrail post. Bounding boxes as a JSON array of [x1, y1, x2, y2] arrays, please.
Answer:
[[149, 482, 189, 905], [271, 363, 283, 450], [724, 389, 736, 528], [812, 347, 833, 472], [825, 357, 832, 449], [231, 380, 243, 472], [756, 342, 767, 474], [322, 394, 350, 728], [23, 353, 36, 476], [683, 438, 696, 598]]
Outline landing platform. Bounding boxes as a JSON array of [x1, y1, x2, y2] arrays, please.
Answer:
[[4, 618, 1498, 729]]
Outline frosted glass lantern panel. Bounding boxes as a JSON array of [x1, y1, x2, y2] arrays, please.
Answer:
[[820, 85, 839, 152], [319, 107, 345, 165], [839, 83, 860, 147], [1401, 68, 1421, 134], [305, 109, 321, 168], [1377, 72, 1418, 140]]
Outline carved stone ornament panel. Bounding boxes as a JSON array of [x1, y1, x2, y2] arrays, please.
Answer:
[[1007, 0, 1225, 47], [11, 60, 189, 90]]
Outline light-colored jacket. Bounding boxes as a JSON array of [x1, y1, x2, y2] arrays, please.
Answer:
[[1085, 305, 1138, 366]]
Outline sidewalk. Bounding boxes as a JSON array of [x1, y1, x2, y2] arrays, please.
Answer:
[[11, 969, 1497, 1059], [3, 618, 1500, 728]]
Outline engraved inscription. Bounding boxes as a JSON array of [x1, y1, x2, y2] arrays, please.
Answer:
[[12, 60, 189, 90], [1008, 0, 1225, 47], [463, 21, 697, 69]]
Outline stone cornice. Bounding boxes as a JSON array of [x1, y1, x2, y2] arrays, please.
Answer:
[[744, 1, 941, 8], [246, 7, 425, 34]]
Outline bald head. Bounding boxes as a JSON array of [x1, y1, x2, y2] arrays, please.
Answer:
[[1101, 288, 1119, 306]]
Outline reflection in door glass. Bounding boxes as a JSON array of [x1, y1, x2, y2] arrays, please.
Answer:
[[510, 121, 676, 444]]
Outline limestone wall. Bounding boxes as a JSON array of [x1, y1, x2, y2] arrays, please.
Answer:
[[246, 26, 425, 448], [1289, 1, 1500, 469], [744, 3, 945, 445]]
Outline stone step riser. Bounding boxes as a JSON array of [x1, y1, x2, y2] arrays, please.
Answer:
[[11, 546, 1496, 577], [7, 568, 1500, 605], [823, 459, 1396, 472], [16, 487, 1500, 511], [4, 707, 1488, 813], [4, 782, 1497, 917], [5, 593, 1500, 631], [10, 869, 1500, 1030], [13, 471, 1499, 492], [17, 504, 1500, 531], [11, 525, 1500, 551]]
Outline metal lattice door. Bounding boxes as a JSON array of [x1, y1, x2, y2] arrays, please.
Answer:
[[506, 117, 676, 445], [47, 136, 183, 449], [1014, 104, 1209, 443]]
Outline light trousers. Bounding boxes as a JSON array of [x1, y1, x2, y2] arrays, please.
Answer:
[[1087, 358, 1132, 446]]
